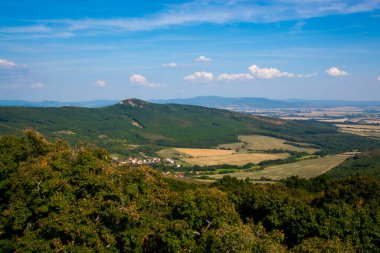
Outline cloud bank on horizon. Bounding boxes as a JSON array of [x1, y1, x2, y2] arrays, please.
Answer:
[[1, 0, 380, 100]]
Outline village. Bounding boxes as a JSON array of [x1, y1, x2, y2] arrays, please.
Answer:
[[112, 155, 187, 179]]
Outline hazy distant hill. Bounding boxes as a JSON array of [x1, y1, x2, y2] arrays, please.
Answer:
[[152, 96, 303, 108], [2, 97, 380, 109], [0, 99, 118, 108], [152, 96, 380, 109], [1, 99, 379, 156]]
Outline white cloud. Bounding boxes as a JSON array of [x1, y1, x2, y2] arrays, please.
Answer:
[[162, 62, 178, 68], [184, 71, 214, 81], [217, 73, 253, 81], [95, 79, 107, 87], [297, 72, 318, 78], [326, 67, 349, 77], [195, 56, 211, 62], [248, 64, 294, 79], [377, 75, 380, 81], [0, 59, 27, 70], [17, 0, 378, 36], [0, 59, 18, 68], [0, 25, 51, 34], [30, 82, 44, 89], [129, 74, 164, 88]]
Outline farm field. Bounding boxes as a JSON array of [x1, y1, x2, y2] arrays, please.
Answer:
[[218, 142, 245, 150], [209, 154, 349, 180], [237, 135, 319, 153], [158, 134, 321, 166], [174, 148, 235, 157], [183, 153, 289, 166], [335, 124, 380, 138], [156, 148, 183, 158]]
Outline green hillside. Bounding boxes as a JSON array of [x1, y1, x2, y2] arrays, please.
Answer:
[[0, 99, 379, 155], [327, 149, 380, 180]]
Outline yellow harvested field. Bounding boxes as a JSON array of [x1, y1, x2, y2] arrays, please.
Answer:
[[183, 153, 289, 166], [339, 130, 380, 138], [281, 117, 310, 121], [335, 124, 380, 138], [211, 155, 349, 180], [174, 148, 235, 157], [239, 135, 319, 153], [335, 124, 380, 130]]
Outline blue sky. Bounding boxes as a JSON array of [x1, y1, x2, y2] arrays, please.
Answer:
[[1, 0, 380, 101]]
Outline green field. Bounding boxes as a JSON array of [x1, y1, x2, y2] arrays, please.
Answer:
[[208, 155, 350, 180], [156, 148, 183, 158], [238, 135, 320, 153], [218, 142, 245, 150]]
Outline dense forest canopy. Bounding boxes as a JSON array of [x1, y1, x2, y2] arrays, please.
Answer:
[[328, 149, 380, 180], [1, 130, 379, 252]]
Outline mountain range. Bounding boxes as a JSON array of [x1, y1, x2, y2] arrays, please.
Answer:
[[152, 96, 380, 109], [2, 96, 380, 109]]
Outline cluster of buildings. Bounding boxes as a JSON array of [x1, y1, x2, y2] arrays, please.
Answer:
[[161, 171, 186, 178], [113, 156, 179, 167]]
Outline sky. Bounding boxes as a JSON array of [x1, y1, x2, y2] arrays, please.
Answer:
[[1, 0, 380, 101]]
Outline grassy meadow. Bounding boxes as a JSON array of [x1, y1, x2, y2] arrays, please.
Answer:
[[208, 155, 350, 180], [237, 135, 320, 153]]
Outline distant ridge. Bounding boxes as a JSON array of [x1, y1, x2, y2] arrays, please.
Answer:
[[2, 96, 380, 109], [152, 96, 380, 109], [0, 99, 118, 108], [152, 96, 299, 109]]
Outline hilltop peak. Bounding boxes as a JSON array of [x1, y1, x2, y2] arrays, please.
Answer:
[[120, 98, 149, 107]]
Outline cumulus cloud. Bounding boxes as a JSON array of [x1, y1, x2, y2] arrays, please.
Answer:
[[217, 73, 253, 81], [377, 75, 380, 81], [162, 62, 178, 68], [248, 64, 294, 79], [95, 79, 107, 87], [326, 67, 349, 77], [130, 74, 164, 88], [30, 82, 44, 89], [217, 66, 316, 81], [184, 71, 214, 81], [0, 59, 25, 69], [195, 56, 211, 62]]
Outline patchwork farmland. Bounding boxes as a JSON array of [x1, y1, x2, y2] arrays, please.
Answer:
[[209, 154, 350, 180], [183, 153, 289, 166]]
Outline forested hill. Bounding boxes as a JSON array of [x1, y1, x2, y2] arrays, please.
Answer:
[[0, 131, 379, 252], [0, 98, 379, 154]]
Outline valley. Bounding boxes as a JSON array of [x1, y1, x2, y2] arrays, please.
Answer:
[[1, 99, 378, 183]]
